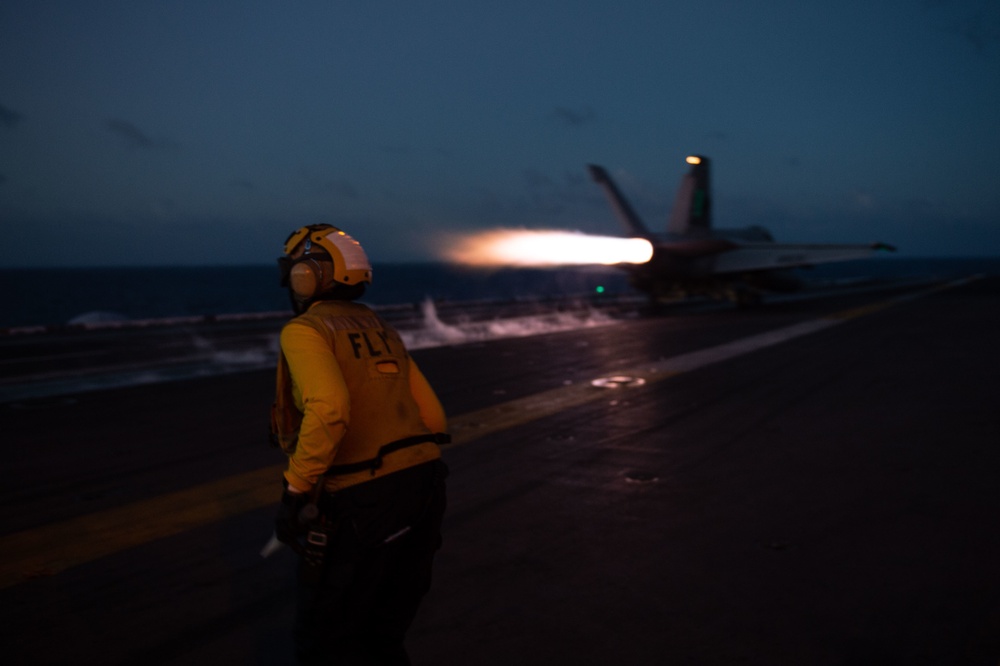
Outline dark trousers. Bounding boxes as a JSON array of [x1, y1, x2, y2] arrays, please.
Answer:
[[294, 460, 447, 665]]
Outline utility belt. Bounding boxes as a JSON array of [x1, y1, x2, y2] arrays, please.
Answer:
[[324, 432, 451, 477]]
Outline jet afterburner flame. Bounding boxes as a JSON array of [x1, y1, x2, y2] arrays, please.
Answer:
[[442, 229, 654, 267]]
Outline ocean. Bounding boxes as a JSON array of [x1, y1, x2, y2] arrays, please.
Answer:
[[2, 257, 997, 402], [2, 257, 998, 330], [0, 263, 635, 329]]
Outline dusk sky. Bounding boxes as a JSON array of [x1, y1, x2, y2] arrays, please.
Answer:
[[2, 0, 999, 267]]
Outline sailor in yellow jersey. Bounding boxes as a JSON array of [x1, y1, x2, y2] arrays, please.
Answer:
[[271, 224, 449, 665]]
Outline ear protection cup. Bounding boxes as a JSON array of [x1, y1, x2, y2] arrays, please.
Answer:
[[288, 258, 324, 300]]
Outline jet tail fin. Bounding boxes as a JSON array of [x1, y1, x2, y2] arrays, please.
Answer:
[[667, 155, 712, 236], [587, 164, 652, 237]]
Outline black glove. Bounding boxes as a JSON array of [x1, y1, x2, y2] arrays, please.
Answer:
[[275, 488, 309, 551]]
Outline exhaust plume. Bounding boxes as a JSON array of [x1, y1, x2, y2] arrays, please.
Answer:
[[441, 229, 653, 267]]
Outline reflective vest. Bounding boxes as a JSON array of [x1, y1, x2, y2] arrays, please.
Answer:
[[271, 300, 442, 491]]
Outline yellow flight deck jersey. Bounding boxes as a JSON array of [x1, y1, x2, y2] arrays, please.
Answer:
[[271, 300, 446, 493]]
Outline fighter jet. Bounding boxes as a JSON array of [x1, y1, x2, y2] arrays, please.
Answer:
[[588, 156, 894, 306]]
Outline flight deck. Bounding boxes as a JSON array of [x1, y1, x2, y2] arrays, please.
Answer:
[[1, 276, 998, 665]]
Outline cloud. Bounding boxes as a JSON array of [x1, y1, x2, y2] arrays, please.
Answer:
[[523, 169, 555, 190], [326, 179, 359, 199], [501, 166, 651, 235], [149, 198, 177, 219], [297, 167, 360, 200], [551, 106, 597, 127], [521, 168, 593, 216], [926, 3, 1000, 56], [106, 119, 154, 148], [105, 118, 178, 150], [950, 10, 1000, 55], [849, 189, 877, 210], [0, 103, 24, 128]]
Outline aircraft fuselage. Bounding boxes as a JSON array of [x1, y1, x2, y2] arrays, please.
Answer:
[[589, 157, 891, 305]]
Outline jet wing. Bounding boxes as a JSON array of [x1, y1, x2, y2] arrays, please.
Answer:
[[711, 242, 894, 274]]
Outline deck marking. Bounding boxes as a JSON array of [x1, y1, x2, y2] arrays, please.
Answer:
[[0, 276, 979, 590], [0, 466, 281, 590]]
